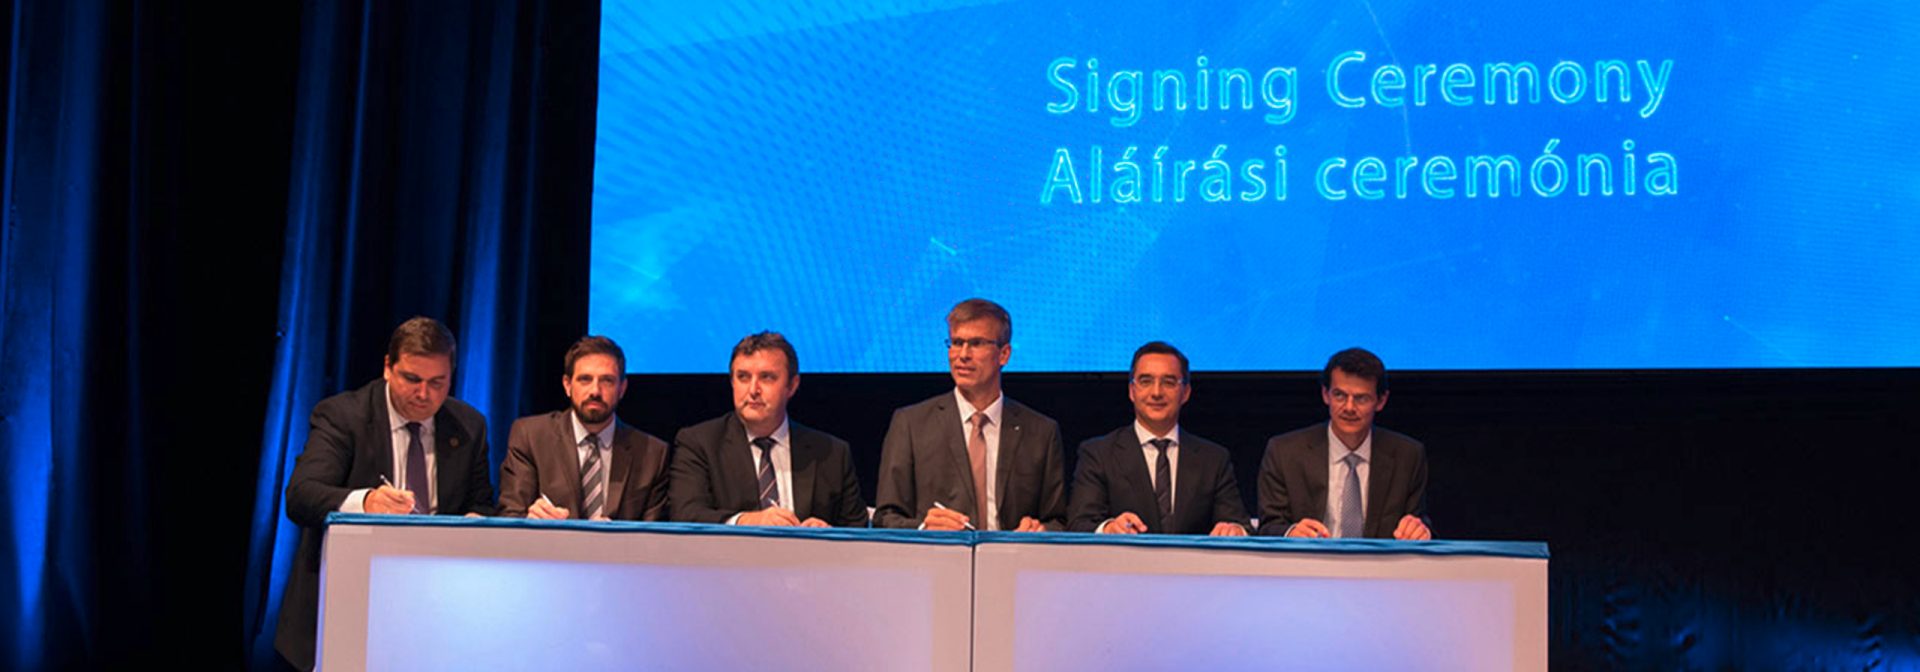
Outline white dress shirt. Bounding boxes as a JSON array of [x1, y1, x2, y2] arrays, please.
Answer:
[[341, 385, 437, 513], [953, 389, 1005, 531], [1324, 424, 1373, 537], [728, 417, 794, 524], [1095, 422, 1181, 533], [571, 412, 615, 512]]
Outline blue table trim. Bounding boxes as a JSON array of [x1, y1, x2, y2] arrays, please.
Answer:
[[324, 514, 1545, 557], [324, 513, 973, 547], [973, 531, 1549, 559]]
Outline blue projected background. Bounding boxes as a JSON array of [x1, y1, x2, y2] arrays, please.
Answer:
[[590, 0, 1919, 373]]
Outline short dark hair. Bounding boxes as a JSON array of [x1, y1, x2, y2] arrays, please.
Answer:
[[1130, 341, 1190, 381], [947, 297, 1012, 344], [386, 316, 456, 365], [1321, 347, 1388, 394], [730, 331, 799, 377], [564, 335, 627, 377]]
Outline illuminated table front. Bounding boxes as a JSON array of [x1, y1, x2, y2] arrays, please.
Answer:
[[319, 515, 1546, 671], [972, 534, 1548, 671], [317, 515, 974, 671]]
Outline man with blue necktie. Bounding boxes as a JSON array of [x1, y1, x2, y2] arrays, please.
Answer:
[[1257, 347, 1432, 540]]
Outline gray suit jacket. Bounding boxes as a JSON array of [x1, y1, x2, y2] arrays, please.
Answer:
[[497, 410, 670, 521], [1255, 422, 1430, 538], [1067, 426, 1250, 535], [873, 392, 1066, 530], [667, 412, 868, 528]]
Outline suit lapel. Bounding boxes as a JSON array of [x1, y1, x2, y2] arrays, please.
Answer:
[[605, 420, 635, 516], [550, 412, 585, 512], [433, 408, 469, 515], [788, 423, 818, 519], [1365, 432, 1398, 538], [1303, 426, 1331, 524], [369, 382, 396, 485], [1172, 435, 1206, 534], [933, 397, 980, 517], [722, 414, 760, 510], [1112, 430, 1160, 532], [994, 401, 1024, 530]]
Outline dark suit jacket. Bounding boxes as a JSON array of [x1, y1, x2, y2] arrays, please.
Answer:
[[274, 379, 495, 671], [873, 392, 1066, 531], [1067, 426, 1250, 535], [497, 410, 670, 521], [668, 412, 868, 528], [1255, 422, 1430, 538]]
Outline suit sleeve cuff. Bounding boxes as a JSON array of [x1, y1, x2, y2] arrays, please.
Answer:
[[339, 487, 371, 514]]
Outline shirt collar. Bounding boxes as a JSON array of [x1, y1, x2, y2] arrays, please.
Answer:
[[953, 388, 1005, 428], [1327, 424, 1372, 465], [570, 410, 617, 449], [1133, 420, 1180, 448], [384, 384, 435, 435], [742, 416, 792, 448]]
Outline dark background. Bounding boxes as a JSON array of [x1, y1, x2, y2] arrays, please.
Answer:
[[0, 1, 1913, 669]]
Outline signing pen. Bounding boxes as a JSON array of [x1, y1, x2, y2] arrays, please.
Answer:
[[932, 501, 976, 530]]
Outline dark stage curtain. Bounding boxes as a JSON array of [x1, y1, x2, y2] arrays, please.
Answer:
[[0, 1, 594, 668], [238, 2, 596, 670]]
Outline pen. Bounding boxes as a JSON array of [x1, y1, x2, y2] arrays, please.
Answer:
[[932, 501, 976, 530]]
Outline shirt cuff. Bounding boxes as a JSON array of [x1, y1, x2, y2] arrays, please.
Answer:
[[340, 487, 371, 514], [726, 512, 744, 525]]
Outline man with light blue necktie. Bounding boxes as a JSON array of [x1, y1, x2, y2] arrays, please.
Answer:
[[1256, 347, 1432, 540]]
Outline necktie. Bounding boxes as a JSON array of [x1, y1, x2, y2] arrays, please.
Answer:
[[967, 412, 990, 526], [581, 434, 605, 520], [1149, 438, 1173, 524], [753, 436, 779, 509], [1338, 451, 1365, 538], [404, 422, 429, 514]]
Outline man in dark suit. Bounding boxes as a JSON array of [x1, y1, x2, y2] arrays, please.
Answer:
[[498, 335, 670, 521], [275, 317, 496, 671], [1069, 341, 1250, 536], [1256, 347, 1432, 540], [874, 298, 1066, 532], [669, 331, 867, 528]]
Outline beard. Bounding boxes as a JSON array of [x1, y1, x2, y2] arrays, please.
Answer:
[[574, 398, 614, 425]]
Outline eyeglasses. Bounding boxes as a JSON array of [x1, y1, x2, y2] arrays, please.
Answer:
[[946, 337, 1004, 352], [1131, 375, 1185, 390], [1327, 389, 1378, 406]]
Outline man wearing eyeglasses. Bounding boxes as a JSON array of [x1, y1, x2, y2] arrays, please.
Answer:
[[874, 298, 1067, 532], [1256, 347, 1432, 540], [1068, 341, 1251, 536]]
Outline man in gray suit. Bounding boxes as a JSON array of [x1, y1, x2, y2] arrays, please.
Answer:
[[498, 335, 670, 521], [874, 298, 1066, 531], [668, 331, 868, 528], [1257, 347, 1431, 539]]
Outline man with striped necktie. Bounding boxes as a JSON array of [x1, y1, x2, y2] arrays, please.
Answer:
[[498, 335, 671, 521], [668, 331, 869, 528]]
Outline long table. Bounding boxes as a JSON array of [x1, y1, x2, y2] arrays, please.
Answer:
[[318, 514, 1547, 671]]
